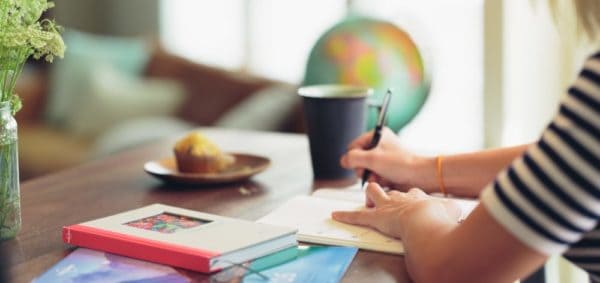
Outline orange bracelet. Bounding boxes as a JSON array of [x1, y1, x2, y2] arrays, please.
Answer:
[[436, 155, 447, 197]]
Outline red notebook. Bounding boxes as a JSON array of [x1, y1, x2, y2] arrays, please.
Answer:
[[62, 204, 297, 273]]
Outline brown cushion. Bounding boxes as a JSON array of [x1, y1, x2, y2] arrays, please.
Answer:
[[144, 50, 273, 125], [14, 69, 49, 125]]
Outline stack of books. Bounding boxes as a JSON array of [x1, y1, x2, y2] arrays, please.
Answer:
[[36, 203, 358, 282]]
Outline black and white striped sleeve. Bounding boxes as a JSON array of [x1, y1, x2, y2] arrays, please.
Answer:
[[480, 51, 600, 278]]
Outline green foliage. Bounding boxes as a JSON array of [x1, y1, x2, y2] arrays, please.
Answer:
[[0, 0, 65, 114]]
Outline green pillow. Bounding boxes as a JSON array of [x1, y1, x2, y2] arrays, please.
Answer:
[[45, 29, 150, 126]]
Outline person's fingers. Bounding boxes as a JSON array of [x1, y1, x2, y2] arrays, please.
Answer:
[[392, 184, 413, 192], [355, 168, 364, 177], [371, 173, 393, 187], [358, 182, 375, 207], [441, 200, 462, 222], [341, 154, 366, 172], [407, 187, 427, 197], [370, 172, 379, 181], [331, 210, 376, 226], [340, 153, 349, 168], [368, 173, 378, 183], [366, 198, 375, 208], [365, 183, 390, 206], [341, 155, 369, 176], [344, 149, 375, 169], [347, 131, 375, 150]]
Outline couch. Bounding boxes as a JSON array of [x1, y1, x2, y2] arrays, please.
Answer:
[[15, 46, 304, 180]]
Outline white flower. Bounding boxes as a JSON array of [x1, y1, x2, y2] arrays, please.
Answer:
[[0, 0, 65, 114]]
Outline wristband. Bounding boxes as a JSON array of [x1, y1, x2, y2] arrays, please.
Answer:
[[436, 155, 447, 197]]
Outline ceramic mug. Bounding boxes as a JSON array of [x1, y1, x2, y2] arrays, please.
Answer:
[[298, 85, 373, 180]]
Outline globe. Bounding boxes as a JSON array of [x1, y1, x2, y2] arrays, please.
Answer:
[[303, 16, 429, 132]]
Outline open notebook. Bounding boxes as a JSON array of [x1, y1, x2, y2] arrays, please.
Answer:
[[258, 184, 479, 255]]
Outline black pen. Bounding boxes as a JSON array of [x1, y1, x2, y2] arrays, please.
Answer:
[[361, 89, 392, 186]]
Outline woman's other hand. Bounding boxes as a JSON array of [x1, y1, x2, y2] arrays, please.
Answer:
[[331, 182, 461, 239]]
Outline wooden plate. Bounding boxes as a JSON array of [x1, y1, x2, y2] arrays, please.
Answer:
[[144, 153, 270, 185]]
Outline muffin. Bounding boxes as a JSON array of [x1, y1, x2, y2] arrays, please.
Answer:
[[173, 132, 235, 173]]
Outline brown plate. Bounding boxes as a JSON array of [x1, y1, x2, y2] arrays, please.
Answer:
[[144, 153, 270, 185]]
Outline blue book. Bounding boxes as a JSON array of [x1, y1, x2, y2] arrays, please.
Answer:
[[35, 245, 358, 283]]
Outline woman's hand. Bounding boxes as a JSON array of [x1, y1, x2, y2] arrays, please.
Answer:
[[332, 183, 461, 239], [340, 127, 434, 191], [333, 183, 547, 283]]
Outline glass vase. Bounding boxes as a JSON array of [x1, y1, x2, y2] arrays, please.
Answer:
[[0, 101, 20, 240]]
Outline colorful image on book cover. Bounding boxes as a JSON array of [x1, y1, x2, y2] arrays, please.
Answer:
[[33, 248, 193, 283], [125, 212, 209, 234], [34, 246, 357, 283]]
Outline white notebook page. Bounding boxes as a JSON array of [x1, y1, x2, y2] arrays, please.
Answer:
[[258, 185, 479, 255]]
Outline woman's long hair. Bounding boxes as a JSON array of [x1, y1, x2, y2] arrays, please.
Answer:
[[547, 0, 600, 41]]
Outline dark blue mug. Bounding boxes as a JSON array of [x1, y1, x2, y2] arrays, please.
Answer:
[[299, 85, 373, 180]]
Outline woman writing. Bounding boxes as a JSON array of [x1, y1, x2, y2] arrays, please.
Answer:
[[332, 1, 600, 282]]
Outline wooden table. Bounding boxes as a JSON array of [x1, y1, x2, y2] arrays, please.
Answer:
[[1, 128, 411, 283]]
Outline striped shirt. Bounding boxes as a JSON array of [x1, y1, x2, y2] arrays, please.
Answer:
[[480, 51, 600, 281]]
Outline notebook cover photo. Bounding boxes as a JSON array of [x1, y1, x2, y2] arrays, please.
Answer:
[[34, 246, 357, 283], [33, 248, 193, 283], [62, 204, 297, 273]]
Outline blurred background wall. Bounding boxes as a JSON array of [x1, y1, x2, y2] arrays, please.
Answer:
[[46, 0, 597, 151], [46, 0, 485, 155], [53, 0, 160, 36], [25, 0, 590, 161], [24, 0, 595, 158]]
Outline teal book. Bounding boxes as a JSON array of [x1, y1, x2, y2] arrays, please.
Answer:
[[214, 245, 358, 282], [35, 245, 357, 283]]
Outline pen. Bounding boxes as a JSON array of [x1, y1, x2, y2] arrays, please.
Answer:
[[361, 89, 392, 186]]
